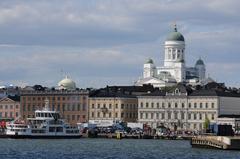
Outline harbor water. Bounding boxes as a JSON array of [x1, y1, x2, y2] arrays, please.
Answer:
[[0, 139, 240, 159]]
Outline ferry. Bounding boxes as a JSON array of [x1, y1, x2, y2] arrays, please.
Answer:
[[6, 99, 81, 139]]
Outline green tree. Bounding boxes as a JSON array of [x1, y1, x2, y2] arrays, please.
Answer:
[[203, 117, 210, 131]]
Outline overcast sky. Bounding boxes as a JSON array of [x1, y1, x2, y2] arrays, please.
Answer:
[[0, 0, 240, 88]]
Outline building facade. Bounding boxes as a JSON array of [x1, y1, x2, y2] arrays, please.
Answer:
[[88, 85, 156, 124], [0, 96, 20, 121], [89, 97, 138, 123], [137, 84, 240, 131], [20, 89, 89, 125], [135, 24, 206, 88]]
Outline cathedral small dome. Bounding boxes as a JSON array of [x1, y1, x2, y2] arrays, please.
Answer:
[[145, 58, 154, 64], [58, 76, 76, 90], [166, 25, 185, 42], [195, 58, 204, 65]]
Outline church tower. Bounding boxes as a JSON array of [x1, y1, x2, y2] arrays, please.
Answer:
[[163, 24, 186, 82], [143, 58, 156, 78], [195, 58, 206, 81]]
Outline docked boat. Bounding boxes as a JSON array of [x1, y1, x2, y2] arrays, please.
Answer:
[[6, 99, 81, 139]]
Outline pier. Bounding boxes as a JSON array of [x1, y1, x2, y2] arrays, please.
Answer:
[[191, 136, 240, 150]]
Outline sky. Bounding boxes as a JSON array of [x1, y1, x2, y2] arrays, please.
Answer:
[[0, 0, 240, 88]]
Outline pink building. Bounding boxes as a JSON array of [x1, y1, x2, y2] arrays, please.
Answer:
[[0, 96, 20, 120]]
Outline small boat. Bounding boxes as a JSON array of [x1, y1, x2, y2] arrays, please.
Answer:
[[6, 99, 81, 139]]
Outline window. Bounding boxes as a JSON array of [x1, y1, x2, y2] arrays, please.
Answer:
[[157, 103, 160, 108], [188, 113, 191, 120], [211, 103, 215, 109], [121, 113, 124, 118], [63, 104, 66, 111], [109, 112, 112, 118], [156, 113, 159, 119], [182, 103, 185, 108], [146, 103, 149, 108], [115, 112, 118, 118], [121, 104, 124, 109], [162, 113, 165, 119], [194, 103, 197, 108], [174, 112, 178, 119], [173, 53, 176, 59], [5, 105, 8, 109], [211, 114, 215, 120], [72, 115, 75, 120], [16, 112, 18, 117], [200, 103, 202, 108], [168, 112, 171, 119], [168, 103, 171, 108], [162, 103, 165, 108], [151, 103, 154, 108], [115, 104, 118, 109], [146, 113, 148, 119], [181, 112, 184, 120], [91, 112, 94, 118], [194, 113, 197, 120], [175, 103, 178, 108], [140, 113, 143, 119], [188, 103, 191, 108], [82, 104, 86, 111], [206, 103, 208, 108], [151, 113, 154, 119], [109, 104, 112, 109], [28, 104, 31, 111], [92, 104, 94, 109], [97, 112, 100, 117], [97, 104, 100, 109], [199, 113, 202, 120]]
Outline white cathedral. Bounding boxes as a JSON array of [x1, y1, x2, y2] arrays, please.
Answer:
[[135, 25, 210, 88]]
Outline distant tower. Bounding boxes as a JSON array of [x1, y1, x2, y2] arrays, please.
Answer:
[[164, 24, 186, 82], [143, 58, 156, 78], [195, 58, 206, 81]]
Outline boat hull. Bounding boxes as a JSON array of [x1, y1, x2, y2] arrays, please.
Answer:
[[6, 134, 82, 139]]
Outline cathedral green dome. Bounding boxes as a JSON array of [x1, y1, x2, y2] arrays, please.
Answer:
[[195, 58, 204, 65], [166, 26, 185, 41], [145, 58, 154, 64]]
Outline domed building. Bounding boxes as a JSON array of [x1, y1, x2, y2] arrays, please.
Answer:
[[58, 76, 76, 90], [135, 24, 207, 87]]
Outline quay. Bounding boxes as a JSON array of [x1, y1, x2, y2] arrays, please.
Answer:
[[191, 136, 240, 150]]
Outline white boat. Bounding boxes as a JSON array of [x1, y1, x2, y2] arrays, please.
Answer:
[[6, 99, 82, 139]]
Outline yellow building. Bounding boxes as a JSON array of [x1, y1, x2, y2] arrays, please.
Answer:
[[88, 85, 156, 124]]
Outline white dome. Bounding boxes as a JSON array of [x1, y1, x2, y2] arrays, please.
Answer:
[[58, 76, 76, 90]]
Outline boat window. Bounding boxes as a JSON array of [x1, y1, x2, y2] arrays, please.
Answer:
[[49, 127, 55, 132], [56, 127, 63, 132]]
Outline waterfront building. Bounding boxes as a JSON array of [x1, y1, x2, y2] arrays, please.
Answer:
[[137, 83, 240, 131], [88, 85, 156, 124], [0, 96, 20, 121], [20, 77, 89, 125], [135, 24, 208, 88]]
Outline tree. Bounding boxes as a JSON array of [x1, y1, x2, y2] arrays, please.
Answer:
[[203, 117, 210, 132]]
